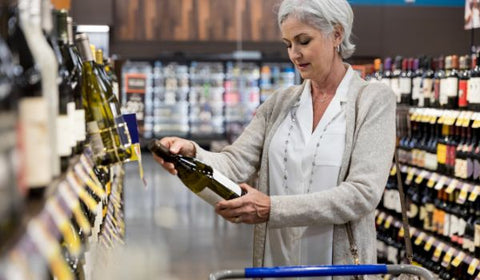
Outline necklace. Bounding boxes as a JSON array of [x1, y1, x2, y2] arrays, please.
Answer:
[[282, 104, 342, 194], [315, 92, 329, 103]]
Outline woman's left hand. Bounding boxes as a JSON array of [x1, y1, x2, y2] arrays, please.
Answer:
[[215, 183, 270, 224]]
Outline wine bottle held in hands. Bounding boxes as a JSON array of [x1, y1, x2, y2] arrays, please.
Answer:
[[148, 140, 245, 206]]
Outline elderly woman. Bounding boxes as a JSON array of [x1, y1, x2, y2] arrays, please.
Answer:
[[154, 0, 395, 277]]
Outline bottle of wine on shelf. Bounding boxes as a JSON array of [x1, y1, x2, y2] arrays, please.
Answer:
[[412, 57, 423, 107], [76, 33, 129, 167], [148, 140, 245, 206], [422, 57, 435, 108], [94, 47, 132, 158], [64, 15, 86, 155], [458, 55, 470, 109], [434, 56, 445, 108], [442, 55, 459, 109], [381, 57, 392, 88], [44, 4, 75, 173], [399, 57, 412, 105], [468, 54, 480, 111], [25, 0, 60, 177], [8, 0, 52, 191]]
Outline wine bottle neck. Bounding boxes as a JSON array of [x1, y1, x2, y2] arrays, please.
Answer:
[[75, 33, 94, 62]]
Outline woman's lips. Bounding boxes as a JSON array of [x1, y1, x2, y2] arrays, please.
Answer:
[[297, 63, 309, 70]]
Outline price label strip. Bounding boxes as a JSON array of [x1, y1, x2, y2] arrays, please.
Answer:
[[45, 198, 82, 257], [66, 171, 98, 213], [28, 219, 74, 280]]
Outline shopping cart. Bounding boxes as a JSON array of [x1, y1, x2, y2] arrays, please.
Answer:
[[209, 264, 435, 279]]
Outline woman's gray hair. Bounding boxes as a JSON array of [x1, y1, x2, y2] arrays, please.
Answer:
[[277, 0, 356, 59]]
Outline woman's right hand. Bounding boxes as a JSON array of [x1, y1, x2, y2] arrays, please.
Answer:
[[152, 136, 197, 175]]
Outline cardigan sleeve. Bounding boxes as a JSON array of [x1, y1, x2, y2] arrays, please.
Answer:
[[193, 89, 279, 184], [268, 82, 396, 228]]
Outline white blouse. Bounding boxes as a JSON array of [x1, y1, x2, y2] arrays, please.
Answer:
[[265, 67, 353, 279]]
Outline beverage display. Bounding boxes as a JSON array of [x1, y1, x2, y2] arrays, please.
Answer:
[[76, 33, 130, 167]]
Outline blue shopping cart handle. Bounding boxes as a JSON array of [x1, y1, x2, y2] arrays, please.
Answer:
[[244, 264, 388, 278]]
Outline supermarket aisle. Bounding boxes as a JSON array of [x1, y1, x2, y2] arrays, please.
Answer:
[[121, 153, 253, 280]]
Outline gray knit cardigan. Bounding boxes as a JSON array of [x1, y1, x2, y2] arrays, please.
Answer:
[[195, 71, 396, 276]]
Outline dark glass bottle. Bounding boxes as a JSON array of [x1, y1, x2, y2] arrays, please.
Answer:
[[148, 140, 245, 206], [412, 57, 423, 107], [442, 55, 459, 109], [468, 54, 480, 111], [458, 55, 470, 109], [422, 57, 435, 108], [399, 57, 412, 105], [437, 123, 450, 174], [433, 56, 445, 108]]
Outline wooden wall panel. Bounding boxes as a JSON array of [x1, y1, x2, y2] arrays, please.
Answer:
[[113, 0, 282, 42]]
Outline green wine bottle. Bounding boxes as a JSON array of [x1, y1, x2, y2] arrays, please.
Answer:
[[76, 33, 128, 167], [148, 140, 245, 205]]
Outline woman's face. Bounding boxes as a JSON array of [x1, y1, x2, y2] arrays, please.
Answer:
[[280, 16, 338, 82]]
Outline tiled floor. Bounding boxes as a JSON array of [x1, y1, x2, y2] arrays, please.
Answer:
[[120, 153, 253, 280]]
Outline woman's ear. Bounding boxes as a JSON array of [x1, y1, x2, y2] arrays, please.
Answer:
[[333, 24, 344, 46]]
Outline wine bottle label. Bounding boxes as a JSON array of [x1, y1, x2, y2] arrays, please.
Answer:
[[407, 202, 418, 219], [387, 246, 398, 264], [67, 102, 77, 147], [75, 109, 86, 141], [196, 187, 227, 206], [390, 78, 401, 103], [439, 79, 448, 105], [468, 77, 480, 103], [399, 77, 411, 95], [57, 114, 73, 157], [437, 143, 447, 164], [459, 80, 468, 107], [212, 168, 242, 196], [455, 158, 467, 179], [422, 78, 434, 100], [467, 158, 474, 179], [474, 224, 480, 247], [425, 152, 438, 171], [19, 97, 52, 187], [444, 77, 459, 97], [412, 77, 422, 102], [86, 121, 106, 157], [434, 80, 441, 102]]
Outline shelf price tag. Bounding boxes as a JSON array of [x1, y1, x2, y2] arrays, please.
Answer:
[[458, 183, 471, 204], [432, 242, 445, 262], [406, 167, 416, 185], [414, 231, 426, 246], [427, 173, 438, 188], [434, 176, 448, 191], [446, 179, 459, 194], [415, 170, 428, 185], [441, 247, 456, 267], [424, 236, 435, 252], [469, 258, 480, 275], [384, 215, 393, 229], [376, 212, 386, 226], [452, 251, 466, 267], [469, 185, 480, 202], [390, 164, 396, 176], [398, 226, 404, 238]]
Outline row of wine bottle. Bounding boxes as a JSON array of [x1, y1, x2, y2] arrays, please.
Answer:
[[376, 209, 480, 280], [0, 0, 133, 194], [397, 107, 480, 181], [367, 54, 480, 110]]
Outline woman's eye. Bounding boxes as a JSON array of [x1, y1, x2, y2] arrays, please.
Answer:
[[300, 39, 310, 45]]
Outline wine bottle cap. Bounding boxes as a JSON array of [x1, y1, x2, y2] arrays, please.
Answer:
[[147, 140, 175, 162], [75, 33, 94, 62]]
